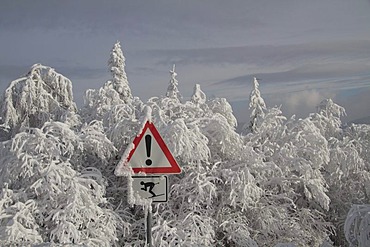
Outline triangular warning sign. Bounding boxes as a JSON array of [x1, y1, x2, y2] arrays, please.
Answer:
[[116, 121, 181, 174]]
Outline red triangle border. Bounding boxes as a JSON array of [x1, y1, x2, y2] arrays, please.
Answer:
[[126, 121, 181, 174]]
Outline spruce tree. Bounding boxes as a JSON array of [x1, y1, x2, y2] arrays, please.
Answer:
[[108, 41, 132, 103], [249, 77, 266, 132], [165, 64, 181, 101]]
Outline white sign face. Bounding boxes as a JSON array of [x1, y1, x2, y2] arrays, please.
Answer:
[[131, 176, 168, 203], [129, 129, 173, 169]]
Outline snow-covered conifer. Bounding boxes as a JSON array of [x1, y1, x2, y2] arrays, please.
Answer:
[[82, 41, 141, 125], [207, 98, 238, 129], [165, 64, 181, 101], [108, 41, 132, 103], [245, 77, 266, 134], [191, 84, 206, 106], [310, 99, 346, 138]]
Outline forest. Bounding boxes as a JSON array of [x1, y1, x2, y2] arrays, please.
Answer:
[[0, 41, 369, 247]]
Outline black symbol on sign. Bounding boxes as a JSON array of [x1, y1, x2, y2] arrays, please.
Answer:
[[140, 181, 164, 198], [145, 135, 152, 166]]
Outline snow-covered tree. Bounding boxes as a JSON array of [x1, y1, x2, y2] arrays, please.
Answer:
[[165, 64, 181, 101], [310, 98, 346, 139], [0, 122, 120, 246], [245, 111, 333, 246], [191, 83, 206, 106], [82, 41, 141, 124], [345, 123, 370, 169], [344, 204, 370, 247], [245, 77, 266, 134], [2, 40, 370, 247], [207, 97, 238, 129], [0, 64, 78, 137], [108, 41, 132, 103]]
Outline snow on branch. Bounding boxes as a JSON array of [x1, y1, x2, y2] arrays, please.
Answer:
[[0, 64, 77, 135]]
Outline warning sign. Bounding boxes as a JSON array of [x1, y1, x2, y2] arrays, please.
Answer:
[[116, 121, 181, 174]]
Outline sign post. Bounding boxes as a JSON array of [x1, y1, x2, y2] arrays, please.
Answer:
[[115, 120, 182, 246], [146, 207, 152, 247]]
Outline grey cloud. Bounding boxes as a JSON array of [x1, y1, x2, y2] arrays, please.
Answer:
[[57, 67, 107, 81], [0, 64, 107, 82], [147, 41, 370, 67], [0, 1, 129, 31], [0, 0, 263, 36], [215, 63, 370, 88]]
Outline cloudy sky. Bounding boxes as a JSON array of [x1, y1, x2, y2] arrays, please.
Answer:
[[1, 0, 370, 124]]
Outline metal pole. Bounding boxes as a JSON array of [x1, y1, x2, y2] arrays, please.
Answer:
[[146, 205, 152, 247]]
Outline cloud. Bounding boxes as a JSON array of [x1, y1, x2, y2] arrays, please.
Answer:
[[215, 67, 370, 96], [282, 90, 334, 118], [0, 0, 265, 45], [148, 40, 370, 67]]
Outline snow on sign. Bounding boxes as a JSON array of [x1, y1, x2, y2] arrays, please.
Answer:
[[117, 121, 181, 174], [132, 176, 168, 203]]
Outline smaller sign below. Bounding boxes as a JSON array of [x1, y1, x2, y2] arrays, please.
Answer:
[[132, 176, 168, 203]]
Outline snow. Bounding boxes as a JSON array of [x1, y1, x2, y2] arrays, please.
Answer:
[[344, 204, 370, 247], [0, 40, 369, 246]]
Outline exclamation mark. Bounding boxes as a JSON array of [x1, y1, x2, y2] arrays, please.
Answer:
[[145, 135, 152, 166]]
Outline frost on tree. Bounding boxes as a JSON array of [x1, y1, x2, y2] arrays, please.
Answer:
[[0, 64, 77, 137], [243, 111, 332, 245], [344, 204, 370, 247], [0, 121, 120, 246], [207, 97, 238, 129], [83, 41, 141, 124], [146, 65, 187, 124], [1, 40, 370, 246], [108, 41, 132, 103], [166, 64, 181, 101], [324, 122, 370, 246], [191, 84, 206, 106], [82, 41, 142, 152], [310, 98, 346, 138], [245, 77, 266, 134]]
